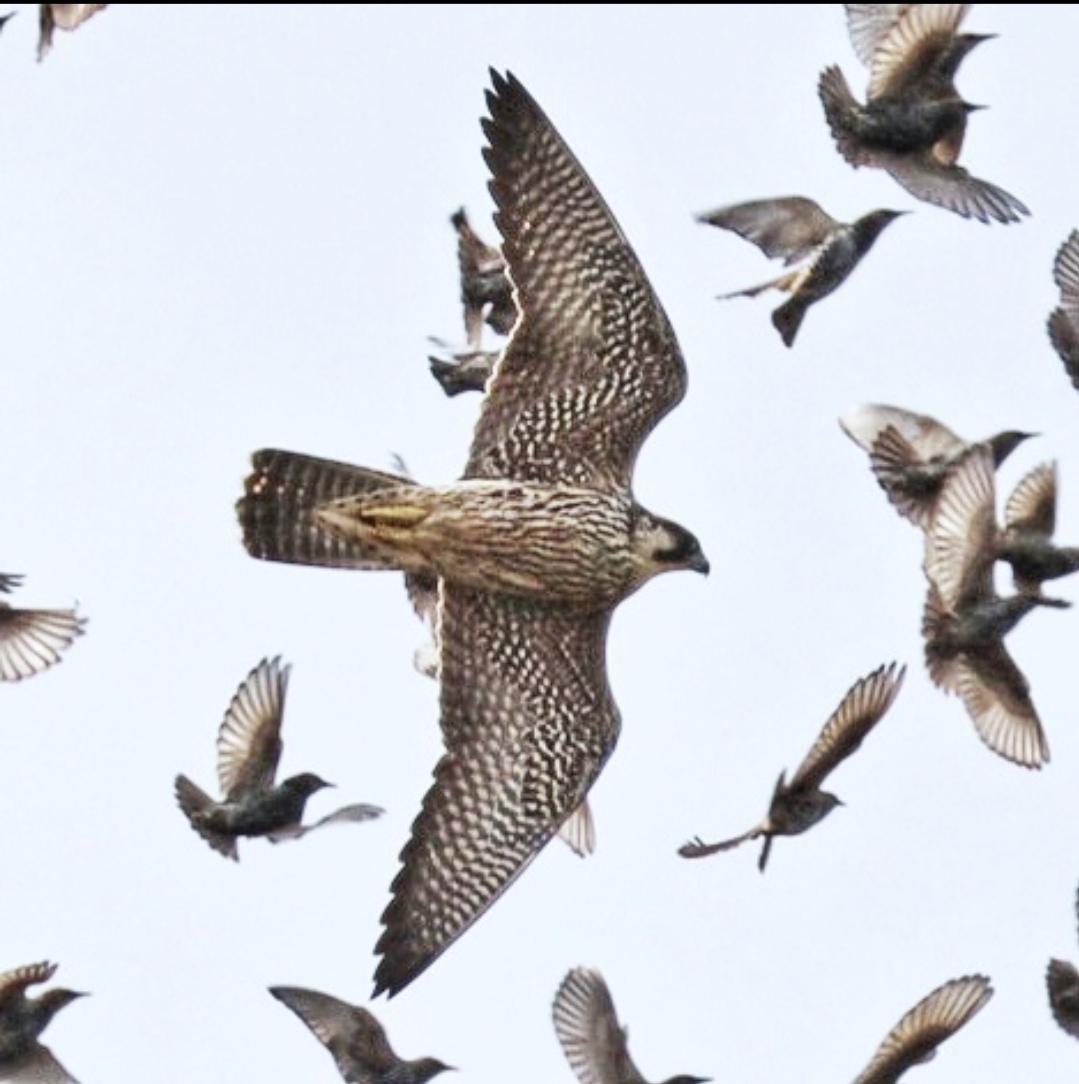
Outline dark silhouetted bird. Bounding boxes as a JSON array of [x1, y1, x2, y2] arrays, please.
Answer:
[[0, 574, 87, 683], [426, 341, 499, 397], [174, 656, 383, 860], [995, 461, 1079, 596], [839, 402, 1035, 530], [1047, 882, 1079, 1041], [237, 70, 708, 997], [922, 446, 1069, 768], [697, 196, 905, 347], [552, 967, 709, 1084], [451, 207, 515, 349], [679, 662, 904, 869], [0, 11, 16, 36], [37, 3, 107, 61], [850, 974, 993, 1084], [818, 6, 1025, 225], [269, 986, 453, 1084], [0, 961, 86, 1084], [1049, 229, 1079, 391]]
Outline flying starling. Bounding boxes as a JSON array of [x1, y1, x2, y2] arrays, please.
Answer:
[[697, 196, 905, 347], [268, 985, 453, 1084], [0, 961, 86, 1084], [1047, 882, 1079, 1041], [451, 207, 515, 349], [922, 446, 1069, 769], [850, 974, 993, 1084], [0, 573, 87, 683], [174, 656, 384, 860], [1048, 229, 1079, 391], [839, 402, 1035, 530], [679, 662, 905, 869], [552, 967, 709, 1084], [237, 69, 708, 997], [426, 342, 499, 397], [37, 3, 107, 61]]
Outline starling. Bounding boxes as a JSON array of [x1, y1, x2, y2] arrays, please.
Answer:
[[839, 402, 1035, 530], [237, 69, 708, 997], [0, 574, 87, 683], [922, 446, 1069, 769], [1048, 229, 1079, 391], [0, 961, 86, 1084], [995, 461, 1079, 596], [174, 656, 383, 860], [697, 196, 905, 347], [679, 662, 905, 869], [426, 343, 499, 397], [1047, 882, 1079, 1041], [37, 3, 107, 61], [552, 967, 709, 1084], [268, 985, 453, 1084], [818, 6, 1027, 227], [850, 974, 993, 1084], [450, 207, 516, 349]]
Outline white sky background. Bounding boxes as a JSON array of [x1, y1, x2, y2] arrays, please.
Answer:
[[2, 3, 1079, 1081]]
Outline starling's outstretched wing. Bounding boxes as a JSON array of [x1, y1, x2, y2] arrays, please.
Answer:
[[695, 196, 840, 265], [373, 589, 618, 997], [465, 70, 687, 494], [1004, 461, 1056, 538], [270, 802, 384, 843], [852, 975, 993, 1084], [552, 967, 642, 1084], [1049, 230, 1079, 390], [216, 656, 289, 801], [0, 602, 86, 682], [881, 153, 1028, 225], [788, 662, 905, 792], [0, 961, 57, 1008], [1048, 887, 1079, 1041]]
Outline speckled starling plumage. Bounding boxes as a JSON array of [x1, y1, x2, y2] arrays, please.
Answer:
[[37, 3, 106, 61], [237, 70, 708, 997], [922, 446, 1069, 768], [174, 656, 383, 860], [839, 402, 1035, 530], [552, 967, 709, 1084], [1047, 882, 1079, 1041], [851, 974, 993, 1084], [819, 6, 1026, 224], [1049, 229, 1079, 391], [679, 662, 904, 869], [697, 196, 904, 346], [0, 574, 87, 683], [0, 961, 86, 1084], [269, 985, 453, 1084]]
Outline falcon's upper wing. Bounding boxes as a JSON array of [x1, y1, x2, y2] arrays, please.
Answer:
[[464, 70, 687, 494], [372, 586, 619, 997]]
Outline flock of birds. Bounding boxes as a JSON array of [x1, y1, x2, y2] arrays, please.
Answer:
[[5, 4, 1079, 1083]]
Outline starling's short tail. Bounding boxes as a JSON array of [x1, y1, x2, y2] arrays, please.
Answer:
[[174, 775, 239, 861], [817, 65, 867, 167], [771, 296, 808, 348], [237, 449, 416, 570]]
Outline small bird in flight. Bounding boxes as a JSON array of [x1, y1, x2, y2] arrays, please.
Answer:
[[679, 661, 904, 869], [1048, 229, 1079, 392], [0, 960, 86, 1084], [0, 573, 87, 683], [697, 195, 904, 347], [552, 966, 709, 1084], [1047, 881, 1079, 1042], [269, 985, 453, 1084], [174, 656, 383, 860], [849, 973, 993, 1084]]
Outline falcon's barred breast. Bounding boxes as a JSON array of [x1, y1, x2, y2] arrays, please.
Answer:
[[236, 69, 708, 997]]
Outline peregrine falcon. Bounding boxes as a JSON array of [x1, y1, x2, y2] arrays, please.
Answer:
[[1048, 229, 1079, 391], [237, 69, 708, 996], [552, 967, 709, 1084], [818, 6, 1027, 224], [696, 196, 905, 346], [1047, 882, 1079, 1041], [0, 961, 86, 1084], [850, 974, 993, 1084], [679, 662, 905, 869], [268, 986, 453, 1084], [174, 656, 384, 860], [0, 573, 87, 683], [37, 3, 107, 62]]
